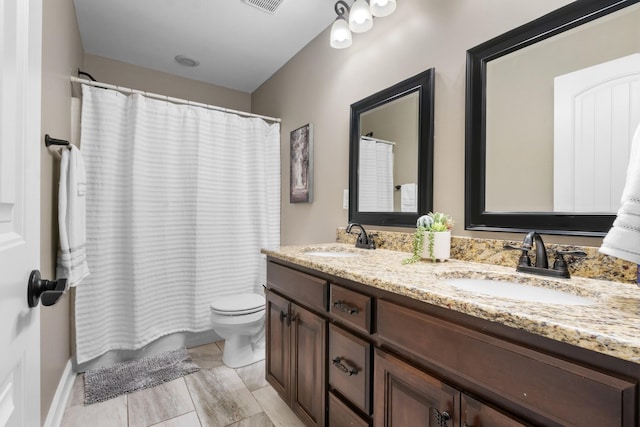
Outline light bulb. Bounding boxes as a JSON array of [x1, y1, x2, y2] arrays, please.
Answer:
[[349, 0, 373, 33], [371, 0, 396, 17], [330, 17, 352, 49]]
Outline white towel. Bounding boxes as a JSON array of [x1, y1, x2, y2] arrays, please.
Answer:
[[401, 183, 417, 212], [600, 123, 640, 263], [57, 145, 90, 286]]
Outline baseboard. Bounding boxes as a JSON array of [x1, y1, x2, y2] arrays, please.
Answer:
[[43, 359, 75, 427]]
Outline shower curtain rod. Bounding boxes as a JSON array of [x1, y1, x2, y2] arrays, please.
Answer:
[[70, 76, 282, 123], [361, 135, 396, 146]]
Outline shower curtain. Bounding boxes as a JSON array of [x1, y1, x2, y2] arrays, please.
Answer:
[[75, 85, 280, 364], [358, 138, 394, 211]]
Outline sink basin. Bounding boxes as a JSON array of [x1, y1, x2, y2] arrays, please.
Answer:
[[303, 250, 361, 258], [441, 278, 596, 306]]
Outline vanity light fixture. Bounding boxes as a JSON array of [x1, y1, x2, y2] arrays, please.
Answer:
[[330, 0, 397, 49]]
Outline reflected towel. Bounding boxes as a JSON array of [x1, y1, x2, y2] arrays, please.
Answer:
[[56, 145, 90, 286], [600, 123, 640, 263], [401, 183, 417, 212]]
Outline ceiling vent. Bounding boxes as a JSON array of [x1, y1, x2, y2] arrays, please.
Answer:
[[242, 0, 284, 14]]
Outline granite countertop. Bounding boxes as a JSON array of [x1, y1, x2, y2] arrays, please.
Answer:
[[262, 243, 640, 364]]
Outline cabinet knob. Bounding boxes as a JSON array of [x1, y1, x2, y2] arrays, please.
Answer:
[[279, 310, 291, 326], [434, 409, 451, 427]]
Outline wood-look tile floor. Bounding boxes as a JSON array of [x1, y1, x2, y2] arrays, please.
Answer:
[[61, 341, 305, 427]]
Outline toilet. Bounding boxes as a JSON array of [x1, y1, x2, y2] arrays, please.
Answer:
[[210, 293, 266, 368]]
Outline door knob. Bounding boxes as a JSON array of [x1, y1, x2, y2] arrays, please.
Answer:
[[27, 270, 67, 308]]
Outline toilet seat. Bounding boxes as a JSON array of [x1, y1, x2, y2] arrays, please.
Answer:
[[210, 293, 265, 316]]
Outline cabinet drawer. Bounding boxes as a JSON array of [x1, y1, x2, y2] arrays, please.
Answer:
[[330, 284, 372, 334], [329, 324, 372, 414], [267, 261, 327, 312], [377, 300, 637, 427], [328, 392, 371, 427]]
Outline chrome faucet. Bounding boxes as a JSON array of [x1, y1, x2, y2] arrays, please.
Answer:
[[346, 223, 376, 249], [504, 231, 586, 278]]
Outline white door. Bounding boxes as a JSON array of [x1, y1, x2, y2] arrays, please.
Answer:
[[0, 0, 42, 426]]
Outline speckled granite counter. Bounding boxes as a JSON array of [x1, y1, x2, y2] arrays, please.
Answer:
[[262, 243, 640, 364]]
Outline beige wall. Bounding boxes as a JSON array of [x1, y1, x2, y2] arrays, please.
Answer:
[[251, 0, 606, 247], [83, 54, 251, 112], [40, 0, 84, 423]]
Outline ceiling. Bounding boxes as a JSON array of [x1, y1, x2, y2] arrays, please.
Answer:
[[73, 0, 337, 93]]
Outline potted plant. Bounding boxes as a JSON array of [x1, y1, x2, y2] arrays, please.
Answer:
[[403, 212, 454, 264]]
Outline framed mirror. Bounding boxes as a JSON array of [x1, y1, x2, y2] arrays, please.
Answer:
[[466, 0, 640, 237], [349, 68, 435, 227]]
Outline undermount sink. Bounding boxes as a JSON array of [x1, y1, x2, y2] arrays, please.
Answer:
[[303, 250, 362, 258], [441, 278, 596, 306], [301, 245, 364, 258]]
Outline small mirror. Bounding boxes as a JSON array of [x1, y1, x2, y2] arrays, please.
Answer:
[[349, 69, 435, 227]]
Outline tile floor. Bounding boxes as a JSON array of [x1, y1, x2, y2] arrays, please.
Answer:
[[61, 341, 305, 427]]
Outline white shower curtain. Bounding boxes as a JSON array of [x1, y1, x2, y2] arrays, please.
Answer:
[[75, 85, 280, 364], [358, 138, 394, 211]]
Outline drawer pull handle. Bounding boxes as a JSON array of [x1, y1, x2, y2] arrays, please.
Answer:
[[333, 301, 359, 315], [434, 409, 451, 427], [332, 357, 358, 376]]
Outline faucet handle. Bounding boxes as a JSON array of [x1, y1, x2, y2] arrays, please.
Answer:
[[556, 249, 587, 257], [503, 244, 532, 267], [367, 233, 378, 249], [552, 250, 587, 275]]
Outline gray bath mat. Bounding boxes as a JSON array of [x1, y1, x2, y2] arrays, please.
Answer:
[[84, 347, 200, 404]]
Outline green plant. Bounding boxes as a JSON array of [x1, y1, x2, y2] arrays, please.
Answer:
[[403, 212, 454, 264]]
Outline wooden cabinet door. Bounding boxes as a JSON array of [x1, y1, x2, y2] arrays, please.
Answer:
[[265, 289, 291, 399], [462, 394, 530, 427], [291, 303, 327, 427], [374, 349, 458, 427]]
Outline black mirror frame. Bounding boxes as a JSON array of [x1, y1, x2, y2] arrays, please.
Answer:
[[465, 0, 638, 237], [349, 68, 435, 227]]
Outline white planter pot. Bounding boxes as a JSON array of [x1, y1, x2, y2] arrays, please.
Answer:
[[421, 231, 451, 261]]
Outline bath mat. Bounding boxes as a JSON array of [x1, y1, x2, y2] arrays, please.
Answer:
[[83, 347, 200, 404]]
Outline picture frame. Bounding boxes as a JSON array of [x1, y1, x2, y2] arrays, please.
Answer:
[[290, 123, 313, 203]]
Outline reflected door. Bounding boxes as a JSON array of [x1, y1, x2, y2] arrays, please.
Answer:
[[554, 54, 640, 212]]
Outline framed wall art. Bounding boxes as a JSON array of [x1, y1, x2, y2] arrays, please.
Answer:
[[290, 123, 313, 203]]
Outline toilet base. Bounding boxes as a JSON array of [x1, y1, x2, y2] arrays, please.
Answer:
[[222, 335, 265, 368]]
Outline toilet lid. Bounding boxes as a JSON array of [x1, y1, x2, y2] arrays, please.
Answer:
[[210, 293, 265, 315]]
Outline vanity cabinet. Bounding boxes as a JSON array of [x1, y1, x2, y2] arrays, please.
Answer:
[[265, 259, 639, 427], [265, 287, 326, 427], [376, 299, 636, 427], [374, 348, 530, 427], [374, 349, 458, 426]]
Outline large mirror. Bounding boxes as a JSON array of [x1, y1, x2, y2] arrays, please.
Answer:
[[349, 69, 435, 227], [466, 0, 640, 236]]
